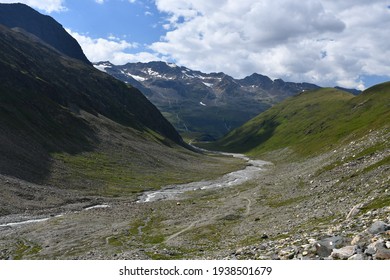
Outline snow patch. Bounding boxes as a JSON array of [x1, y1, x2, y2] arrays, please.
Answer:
[[184, 73, 195, 79], [167, 62, 177, 68], [128, 73, 147, 81], [94, 65, 109, 73], [119, 70, 147, 81], [200, 102, 207, 106], [202, 82, 213, 88], [146, 68, 161, 77]]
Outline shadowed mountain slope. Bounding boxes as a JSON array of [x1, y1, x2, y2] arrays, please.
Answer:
[[0, 3, 90, 65], [0, 23, 186, 185]]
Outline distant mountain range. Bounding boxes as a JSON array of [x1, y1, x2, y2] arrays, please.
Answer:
[[95, 61, 360, 140]]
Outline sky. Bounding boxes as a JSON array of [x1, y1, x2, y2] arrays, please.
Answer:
[[1, 0, 390, 89]]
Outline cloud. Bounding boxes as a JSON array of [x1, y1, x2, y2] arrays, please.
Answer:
[[95, 0, 105, 4], [67, 30, 161, 65], [0, 0, 66, 13], [151, 0, 390, 88]]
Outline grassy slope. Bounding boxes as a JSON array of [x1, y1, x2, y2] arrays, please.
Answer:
[[205, 84, 389, 158], [47, 111, 245, 196]]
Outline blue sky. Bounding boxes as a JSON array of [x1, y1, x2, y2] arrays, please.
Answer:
[[53, 0, 165, 48], [1, 0, 390, 89]]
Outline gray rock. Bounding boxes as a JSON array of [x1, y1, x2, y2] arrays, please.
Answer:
[[278, 247, 296, 260], [258, 244, 267, 251], [348, 253, 367, 260], [365, 244, 377, 256], [374, 246, 390, 260], [351, 234, 362, 246], [315, 236, 345, 257], [346, 203, 364, 219], [368, 221, 389, 234], [315, 243, 332, 258], [235, 248, 244, 255], [331, 246, 357, 260]]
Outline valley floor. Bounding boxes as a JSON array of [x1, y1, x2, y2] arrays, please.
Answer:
[[0, 129, 389, 260]]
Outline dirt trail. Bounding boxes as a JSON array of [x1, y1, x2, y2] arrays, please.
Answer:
[[164, 214, 222, 243], [243, 198, 252, 216]]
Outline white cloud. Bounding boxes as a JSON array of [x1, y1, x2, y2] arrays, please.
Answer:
[[150, 0, 390, 88], [67, 30, 161, 65], [95, 0, 105, 4], [0, 0, 66, 13]]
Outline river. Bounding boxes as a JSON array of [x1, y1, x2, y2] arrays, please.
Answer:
[[0, 153, 269, 227], [137, 153, 270, 203]]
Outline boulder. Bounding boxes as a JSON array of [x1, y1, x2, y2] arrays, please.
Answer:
[[348, 254, 367, 260], [374, 246, 390, 260], [331, 246, 357, 260], [315, 236, 344, 257], [368, 221, 389, 234]]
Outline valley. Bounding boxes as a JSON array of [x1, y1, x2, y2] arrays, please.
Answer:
[[0, 3, 389, 261], [0, 126, 388, 260]]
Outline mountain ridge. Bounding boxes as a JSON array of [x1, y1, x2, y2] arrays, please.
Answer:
[[0, 3, 91, 65], [204, 83, 389, 157], [0, 22, 187, 185], [95, 61, 327, 139]]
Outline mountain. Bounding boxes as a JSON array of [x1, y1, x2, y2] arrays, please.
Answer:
[[0, 18, 194, 190], [94, 61, 321, 139], [206, 83, 389, 157], [0, 3, 90, 65]]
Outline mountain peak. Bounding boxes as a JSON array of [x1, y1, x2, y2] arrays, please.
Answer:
[[98, 61, 325, 138], [0, 3, 91, 65], [239, 73, 273, 88]]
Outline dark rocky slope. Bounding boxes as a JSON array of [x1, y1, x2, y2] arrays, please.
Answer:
[[0, 3, 90, 65], [0, 23, 184, 184]]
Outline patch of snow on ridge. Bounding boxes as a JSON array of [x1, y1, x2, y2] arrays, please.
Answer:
[[94, 64, 109, 73], [127, 73, 147, 82], [203, 82, 213, 87], [167, 62, 177, 68], [146, 68, 161, 77], [93, 62, 113, 73], [200, 102, 207, 106]]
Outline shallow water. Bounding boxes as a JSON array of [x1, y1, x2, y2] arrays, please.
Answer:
[[0, 205, 110, 228], [137, 153, 270, 203]]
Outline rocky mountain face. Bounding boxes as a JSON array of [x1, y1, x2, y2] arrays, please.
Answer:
[[95, 61, 320, 139], [0, 19, 184, 184], [0, 3, 91, 65]]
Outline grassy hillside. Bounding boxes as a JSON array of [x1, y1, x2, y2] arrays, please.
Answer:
[[205, 84, 389, 157]]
